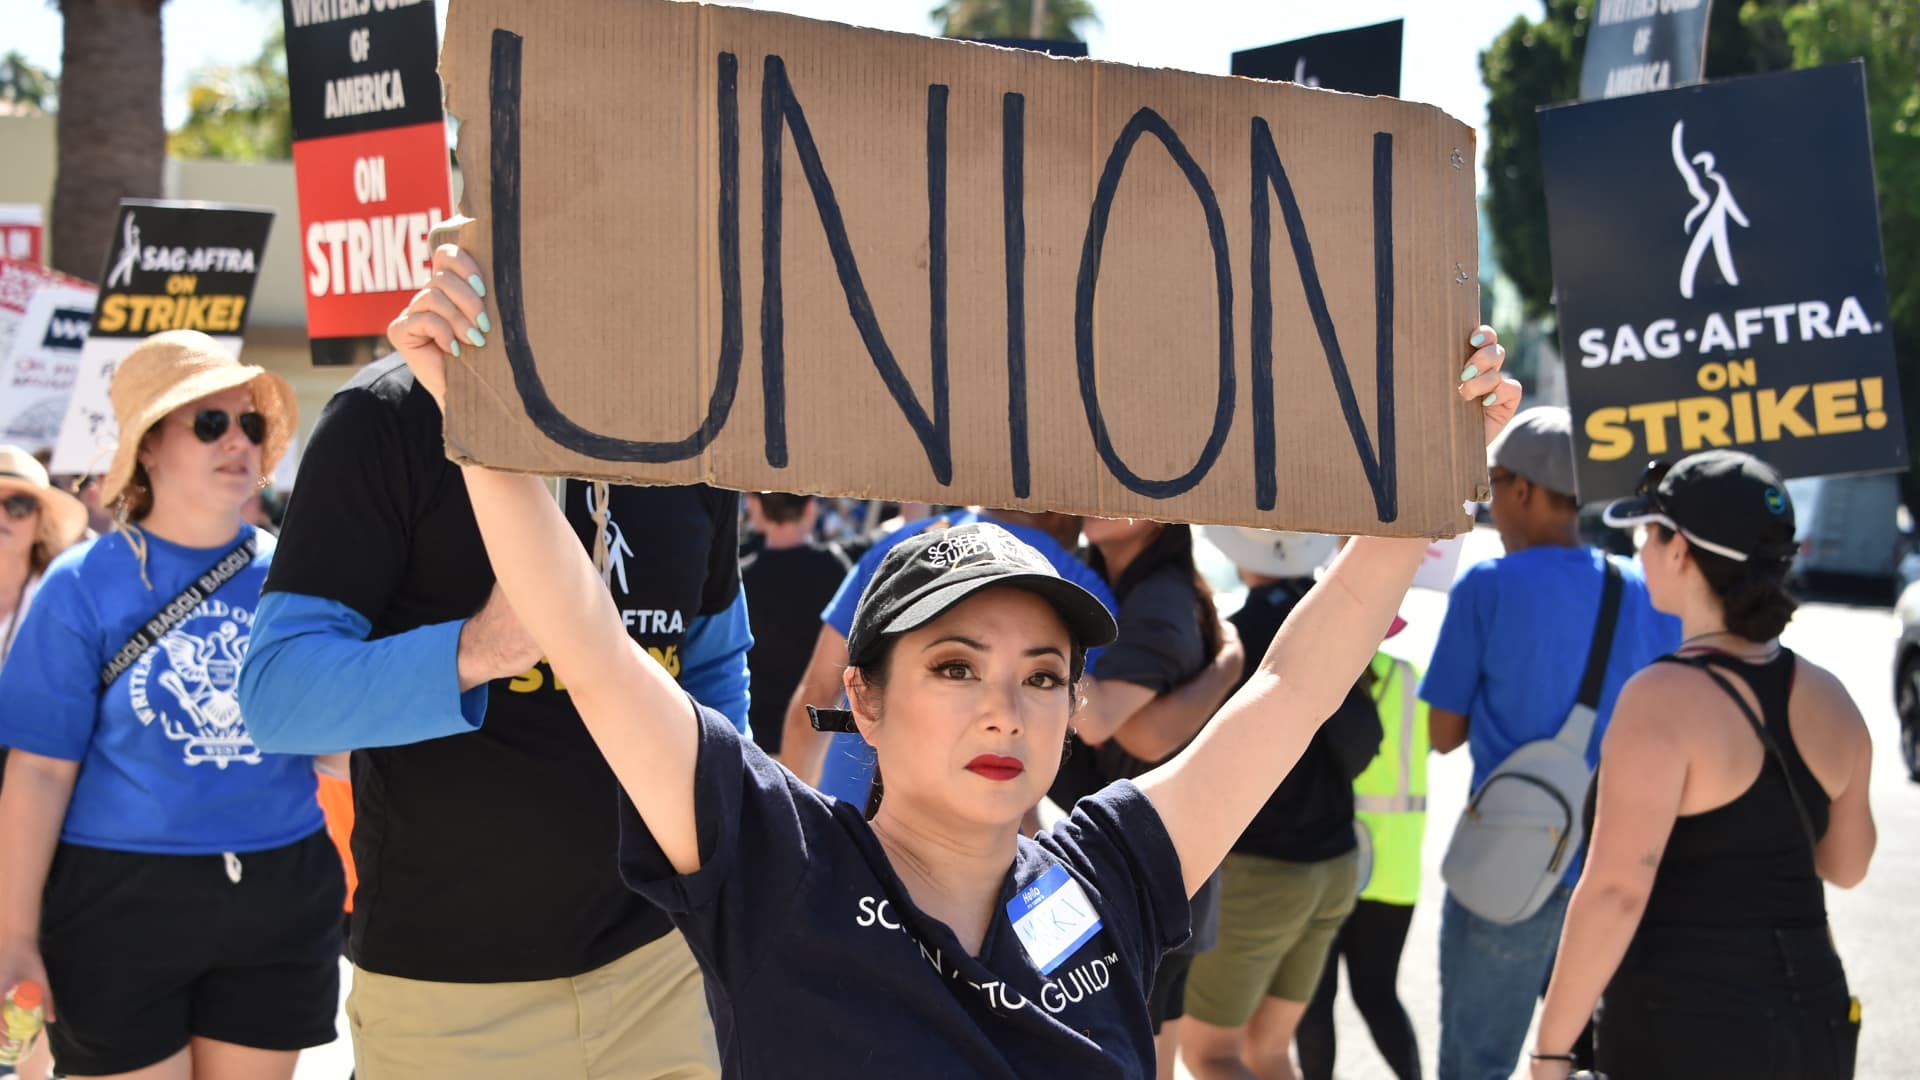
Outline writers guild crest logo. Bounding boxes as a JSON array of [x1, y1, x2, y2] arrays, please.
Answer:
[[127, 599, 264, 768], [105, 213, 142, 290], [1671, 120, 1750, 301]]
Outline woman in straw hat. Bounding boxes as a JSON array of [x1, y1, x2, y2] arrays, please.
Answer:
[[383, 246, 1520, 1077], [0, 445, 87, 666], [0, 331, 343, 1080], [0, 445, 87, 1080]]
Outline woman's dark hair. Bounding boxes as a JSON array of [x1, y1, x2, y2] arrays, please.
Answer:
[[1089, 523, 1222, 660], [1654, 524, 1797, 641]]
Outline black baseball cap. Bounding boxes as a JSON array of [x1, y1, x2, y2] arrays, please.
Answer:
[[1602, 449, 1798, 563], [809, 522, 1119, 734]]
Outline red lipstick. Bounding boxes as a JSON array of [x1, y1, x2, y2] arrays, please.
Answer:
[[965, 754, 1025, 781]]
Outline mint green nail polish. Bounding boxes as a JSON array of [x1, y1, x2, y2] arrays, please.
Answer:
[[466, 327, 486, 348], [476, 311, 492, 334], [1484, 392, 1499, 406], [468, 274, 487, 298], [450, 339, 461, 358], [1460, 363, 1480, 383], [1470, 331, 1489, 348]]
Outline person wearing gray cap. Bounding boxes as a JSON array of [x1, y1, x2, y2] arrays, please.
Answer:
[[1418, 406, 1680, 1080]]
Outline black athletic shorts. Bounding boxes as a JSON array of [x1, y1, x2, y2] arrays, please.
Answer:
[[40, 829, 344, 1076]]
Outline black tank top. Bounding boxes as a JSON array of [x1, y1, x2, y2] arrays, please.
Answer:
[[1638, 650, 1830, 929]]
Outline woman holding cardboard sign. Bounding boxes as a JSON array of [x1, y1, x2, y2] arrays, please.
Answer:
[[390, 244, 1518, 1076]]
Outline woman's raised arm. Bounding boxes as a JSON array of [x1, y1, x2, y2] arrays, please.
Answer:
[[389, 245, 703, 873], [1138, 327, 1518, 896]]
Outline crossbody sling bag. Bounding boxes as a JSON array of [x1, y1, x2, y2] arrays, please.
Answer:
[[1441, 559, 1622, 924], [98, 533, 257, 690]]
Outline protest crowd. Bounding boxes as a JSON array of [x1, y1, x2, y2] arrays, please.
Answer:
[[0, 1, 1899, 1079]]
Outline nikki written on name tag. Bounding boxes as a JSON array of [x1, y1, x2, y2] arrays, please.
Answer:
[[1007, 865, 1104, 976]]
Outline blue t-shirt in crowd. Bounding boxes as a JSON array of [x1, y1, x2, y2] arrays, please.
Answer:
[[0, 525, 323, 854], [1419, 545, 1679, 881], [815, 513, 1120, 803], [620, 704, 1190, 1078]]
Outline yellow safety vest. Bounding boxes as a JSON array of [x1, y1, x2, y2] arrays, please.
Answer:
[[1353, 652, 1430, 906]]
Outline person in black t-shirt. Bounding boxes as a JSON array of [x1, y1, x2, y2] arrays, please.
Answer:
[[1046, 519, 1233, 1080], [740, 493, 850, 756], [383, 247, 1517, 1076], [236, 355, 747, 1079], [1183, 530, 1381, 1080]]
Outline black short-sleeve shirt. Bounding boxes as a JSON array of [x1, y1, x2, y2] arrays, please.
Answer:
[[739, 542, 849, 754], [619, 706, 1191, 1078], [1227, 581, 1360, 862], [264, 356, 741, 982]]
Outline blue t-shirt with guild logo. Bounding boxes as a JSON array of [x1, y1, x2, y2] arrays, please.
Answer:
[[619, 705, 1190, 1078], [0, 525, 323, 854]]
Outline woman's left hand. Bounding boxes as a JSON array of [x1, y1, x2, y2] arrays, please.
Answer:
[[1459, 324, 1522, 446]]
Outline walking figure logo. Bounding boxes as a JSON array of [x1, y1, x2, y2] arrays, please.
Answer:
[[1671, 120, 1749, 300], [106, 213, 142, 290]]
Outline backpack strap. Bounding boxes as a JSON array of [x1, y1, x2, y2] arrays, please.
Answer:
[[1552, 558, 1624, 754], [1655, 653, 1820, 857]]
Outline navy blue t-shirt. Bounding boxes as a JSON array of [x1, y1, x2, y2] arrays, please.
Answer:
[[618, 706, 1191, 1078]]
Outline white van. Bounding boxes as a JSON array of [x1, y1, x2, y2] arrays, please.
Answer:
[[1785, 474, 1903, 588]]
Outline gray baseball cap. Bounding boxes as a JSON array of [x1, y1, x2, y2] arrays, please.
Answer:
[[1487, 406, 1577, 497]]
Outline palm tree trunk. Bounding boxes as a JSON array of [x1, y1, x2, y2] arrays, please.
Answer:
[[51, 0, 167, 280]]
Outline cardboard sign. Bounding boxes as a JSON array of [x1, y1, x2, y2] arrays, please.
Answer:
[[0, 205, 43, 265], [1580, 0, 1713, 100], [436, 0, 1486, 537], [0, 263, 94, 452], [284, 0, 453, 362], [1541, 64, 1904, 501], [50, 201, 274, 475], [1232, 20, 1404, 98]]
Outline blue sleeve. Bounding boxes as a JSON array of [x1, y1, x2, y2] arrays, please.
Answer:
[[821, 541, 886, 637], [0, 567, 101, 761], [1418, 562, 1492, 715], [680, 587, 753, 733], [237, 590, 488, 753]]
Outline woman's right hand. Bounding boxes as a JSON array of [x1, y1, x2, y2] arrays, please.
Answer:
[[0, 936, 53, 1022], [387, 244, 492, 407]]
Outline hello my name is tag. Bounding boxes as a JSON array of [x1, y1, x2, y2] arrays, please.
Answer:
[[1007, 864, 1104, 975]]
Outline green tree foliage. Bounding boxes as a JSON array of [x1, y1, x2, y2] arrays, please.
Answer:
[[932, 0, 1101, 41], [1481, 1, 1794, 320], [0, 51, 58, 113], [168, 21, 291, 161]]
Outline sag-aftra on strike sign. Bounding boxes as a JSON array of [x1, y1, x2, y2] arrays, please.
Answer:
[[434, 0, 1491, 537], [1542, 63, 1905, 502]]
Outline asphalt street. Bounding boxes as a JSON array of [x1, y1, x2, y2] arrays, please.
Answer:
[[294, 529, 1919, 1079]]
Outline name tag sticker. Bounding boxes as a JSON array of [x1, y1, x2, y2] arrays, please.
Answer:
[[1007, 865, 1104, 975]]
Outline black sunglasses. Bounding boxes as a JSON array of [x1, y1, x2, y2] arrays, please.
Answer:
[[1, 494, 38, 521], [1634, 460, 1674, 501], [191, 409, 266, 446]]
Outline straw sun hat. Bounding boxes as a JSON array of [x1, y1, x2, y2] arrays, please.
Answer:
[[102, 330, 297, 508], [0, 445, 88, 553]]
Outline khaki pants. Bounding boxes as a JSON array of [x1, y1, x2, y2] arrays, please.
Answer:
[[346, 931, 720, 1080]]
